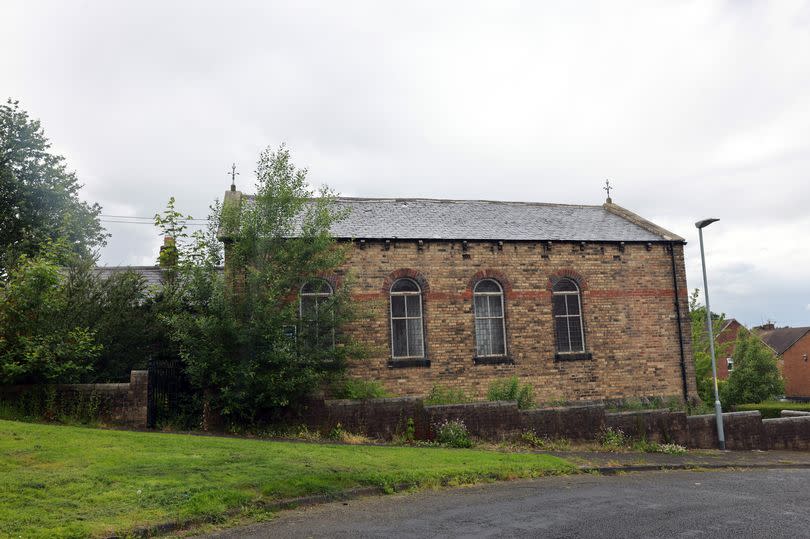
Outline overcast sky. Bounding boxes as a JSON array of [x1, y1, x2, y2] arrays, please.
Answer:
[[3, 1, 809, 327]]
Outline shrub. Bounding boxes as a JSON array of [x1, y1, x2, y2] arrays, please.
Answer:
[[487, 377, 534, 409], [424, 385, 472, 405], [658, 443, 687, 455], [598, 427, 628, 450], [735, 401, 810, 419], [332, 379, 391, 400], [519, 431, 571, 451], [721, 330, 784, 407], [434, 419, 473, 448]]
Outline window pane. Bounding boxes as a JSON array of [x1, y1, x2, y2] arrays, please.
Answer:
[[475, 318, 491, 356], [489, 318, 505, 355], [405, 295, 422, 318], [568, 317, 584, 351], [555, 317, 571, 352], [391, 279, 419, 293], [553, 278, 578, 292], [300, 297, 317, 319], [552, 294, 567, 316], [566, 294, 580, 315], [474, 295, 490, 317], [488, 295, 503, 317], [391, 295, 406, 317], [392, 319, 408, 357], [302, 279, 332, 294], [475, 279, 501, 293], [407, 319, 424, 357]]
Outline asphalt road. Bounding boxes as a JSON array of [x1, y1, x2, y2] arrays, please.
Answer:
[[205, 469, 810, 538]]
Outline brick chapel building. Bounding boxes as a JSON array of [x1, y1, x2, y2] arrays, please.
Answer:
[[222, 189, 698, 404]]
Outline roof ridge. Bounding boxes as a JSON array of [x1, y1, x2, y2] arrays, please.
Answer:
[[244, 193, 604, 209]]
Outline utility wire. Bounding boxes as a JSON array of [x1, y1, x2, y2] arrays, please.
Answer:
[[100, 214, 208, 222]]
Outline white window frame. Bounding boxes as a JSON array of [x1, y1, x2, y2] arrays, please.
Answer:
[[299, 279, 334, 318], [390, 278, 425, 359], [299, 279, 334, 345], [552, 279, 586, 354], [473, 279, 507, 357]]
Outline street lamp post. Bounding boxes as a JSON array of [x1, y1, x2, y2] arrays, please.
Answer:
[[695, 218, 725, 450]]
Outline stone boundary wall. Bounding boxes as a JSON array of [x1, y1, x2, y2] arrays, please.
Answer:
[[0, 370, 149, 428], [313, 398, 810, 450]]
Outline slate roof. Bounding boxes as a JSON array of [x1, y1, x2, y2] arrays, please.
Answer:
[[756, 327, 810, 355], [94, 266, 224, 291], [245, 196, 679, 242]]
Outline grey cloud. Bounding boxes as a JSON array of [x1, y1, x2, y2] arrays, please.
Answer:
[[2, 0, 809, 326]]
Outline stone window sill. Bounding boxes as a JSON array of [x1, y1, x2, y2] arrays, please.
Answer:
[[473, 356, 515, 365], [554, 352, 593, 362], [387, 358, 431, 369]]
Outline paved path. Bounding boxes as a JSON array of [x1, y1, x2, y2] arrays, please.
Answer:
[[204, 469, 810, 538]]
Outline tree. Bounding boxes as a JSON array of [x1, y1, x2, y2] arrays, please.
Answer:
[[0, 246, 101, 384], [0, 99, 106, 276], [689, 289, 733, 403], [0, 243, 156, 384], [721, 329, 784, 407], [164, 144, 361, 425]]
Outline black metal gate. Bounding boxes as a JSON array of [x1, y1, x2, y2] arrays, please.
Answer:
[[147, 356, 192, 428]]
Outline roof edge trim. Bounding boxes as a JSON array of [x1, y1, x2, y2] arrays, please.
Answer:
[[603, 202, 685, 243]]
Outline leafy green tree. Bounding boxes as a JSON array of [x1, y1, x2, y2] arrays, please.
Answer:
[[0, 99, 106, 276], [721, 329, 784, 406], [0, 244, 156, 384], [164, 144, 361, 425], [689, 289, 733, 403], [0, 246, 101, 384]]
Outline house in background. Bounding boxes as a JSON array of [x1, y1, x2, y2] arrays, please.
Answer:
[[715, 318, 744, 379], [221, 189, 699, 404], [755, 324, 810, 400]]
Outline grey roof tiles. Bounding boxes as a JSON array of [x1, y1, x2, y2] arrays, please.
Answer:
[[295, 197, 674, 242]]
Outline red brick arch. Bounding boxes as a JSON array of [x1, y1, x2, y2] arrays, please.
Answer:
[[546, 269, 588, 291], [467, 269, 513, 294], [382, 268, 430, 294]]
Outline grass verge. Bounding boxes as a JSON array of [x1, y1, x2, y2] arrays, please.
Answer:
[[0, 420, 574, 538]]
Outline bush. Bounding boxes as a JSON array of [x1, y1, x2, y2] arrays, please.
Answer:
[[721, 330, 784, 407], [487, 377, 534, 409], [332, 379, 391, 400], [598, 427, 628, 450], [424, 385, 472, 405], [735, 401, 810, 419], [519, 431, 571, 451], [434, 419, 473, 448]]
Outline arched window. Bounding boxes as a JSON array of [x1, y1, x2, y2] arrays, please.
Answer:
[[390, 278, 424, 358], [299, 279, 334, 344], [474, 279, 507, 357], [552, 278, 585, 354]]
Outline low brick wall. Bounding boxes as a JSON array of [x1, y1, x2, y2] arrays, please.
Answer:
[[305, 397, 810, 451], [605, 409, 689, 445], [763, 416, 810, 450], [521, 405, 606, 440], [425, 401, 521, 440], [687, 411, 765, 450], [0, 370, 149, 428], [781, 410, 810, 418], [322, 397, 424, 439]]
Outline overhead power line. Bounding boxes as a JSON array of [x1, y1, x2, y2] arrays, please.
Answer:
[[100, 214, 208, 222]]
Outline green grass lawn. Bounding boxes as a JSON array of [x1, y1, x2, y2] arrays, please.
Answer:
[[0, 420, 573, 538]]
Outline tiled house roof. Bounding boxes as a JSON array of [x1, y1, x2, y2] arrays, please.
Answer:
[[241, 196, 684, 242], [94, 266, 224, 291], [757, 327, 810, 355]]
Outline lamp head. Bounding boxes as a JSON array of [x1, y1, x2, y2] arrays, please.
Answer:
[[695, 218, 720, 229]]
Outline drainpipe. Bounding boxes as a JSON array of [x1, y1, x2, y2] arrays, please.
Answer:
[[669, 242, 689, 401]]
